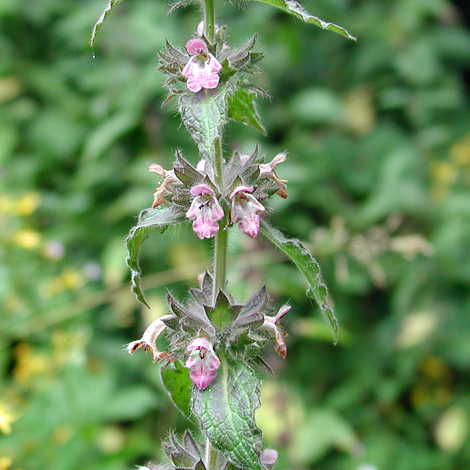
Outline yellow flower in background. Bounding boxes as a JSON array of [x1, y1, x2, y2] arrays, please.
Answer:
[[0, 193, 39, 216], [13, 343, 52, 385], [0, 457, 12, 470], [451, 134, 470, 166], [44, 268, 86, 297], [17, 193, 40, 216], [12, 230, 41, 250], [60, 269, 85, 290], [0, 402, 17, 435]]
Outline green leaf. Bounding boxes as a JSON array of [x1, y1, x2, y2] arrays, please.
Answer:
[[246, 0, 356, 41], [260, 221, 339, 344], [179, 90, 227, 161], [126, 205, 187, 307], [228, 88, 267, 136], [192, 359, 264, 470], [161, 361, 193, 420], [90, 0, 124, 47]]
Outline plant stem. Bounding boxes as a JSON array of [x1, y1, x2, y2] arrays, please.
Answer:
[[212, 136, 227, 301], [203, 0, 215, 44], [203, 3, 226, 466], [213, 223, 228, 299]]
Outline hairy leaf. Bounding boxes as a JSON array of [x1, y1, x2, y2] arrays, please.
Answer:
[[228, 88, 267, 136], [247, 0, 356, 41], [192, 359, 265, 470], [260, 221, 339, 344], [179, 91, 227, 161], [126, 205, 187, 307], [161, 361, 193, 421], [90, 0, 124, 46]]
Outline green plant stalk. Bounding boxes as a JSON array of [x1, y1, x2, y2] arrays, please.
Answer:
[[205, 0, 224, 453], [203, 0, 215, 43], [212, 136, 227, 302]]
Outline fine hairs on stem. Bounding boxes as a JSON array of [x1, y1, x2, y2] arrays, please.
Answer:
[[91, 0, 354, 468]]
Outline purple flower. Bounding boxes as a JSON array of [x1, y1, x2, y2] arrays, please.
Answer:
[[186, 184, 224, 239], [230, 185, 265, 238], [182, 40, 222, 93], [185, 337, 221, 390]]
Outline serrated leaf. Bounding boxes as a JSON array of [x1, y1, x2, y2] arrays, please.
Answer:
[[161, 361, 193, 420], [90, 0, 124, 47], [179, 91, 227, 161], [247, 0, 356, 41], [192, 359, 265, 470], [126, 205, 187, 307], [259, 221, 339, 344], [228, 88, 267, 136]]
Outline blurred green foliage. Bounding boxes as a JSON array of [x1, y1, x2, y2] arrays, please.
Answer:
[[1, 0, 470, 469]]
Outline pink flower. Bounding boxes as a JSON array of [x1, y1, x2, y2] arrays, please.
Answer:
[[186, 184, 224, 239], [182, 40, 222, 93], [185, 337, 221, 390], [230, 185, 265, 238]]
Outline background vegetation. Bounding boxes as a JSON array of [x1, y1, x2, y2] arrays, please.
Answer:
[[1, 0, 470, 468]]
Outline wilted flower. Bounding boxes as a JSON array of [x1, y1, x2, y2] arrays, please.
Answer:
[[185, 337, 221, 390], [149, 163, 181, 208], [261, 304, 291, 358], [230, 185, 265, 238], [182, 39, 222, 93], [186, 184, 224, 239], [127, 315, 173, 362], [259, 153, 288, 199]]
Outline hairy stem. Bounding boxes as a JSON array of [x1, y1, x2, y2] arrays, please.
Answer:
[[203, 0, 215, 44], [212, 137, 227, 301]]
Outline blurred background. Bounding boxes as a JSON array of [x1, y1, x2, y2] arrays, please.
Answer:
[[1, 0, 470, 468]]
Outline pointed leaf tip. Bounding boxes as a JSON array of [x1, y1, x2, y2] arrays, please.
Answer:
[[260, 221, 339, 344], [247, 0, 356, 41], [228, 88, 267, 136], [126, 205, 187, 307], [90, 0, 124, 47]]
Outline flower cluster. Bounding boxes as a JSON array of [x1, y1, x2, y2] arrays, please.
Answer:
[[147, 150, 287, 241], [127, 273, 290, 390]]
